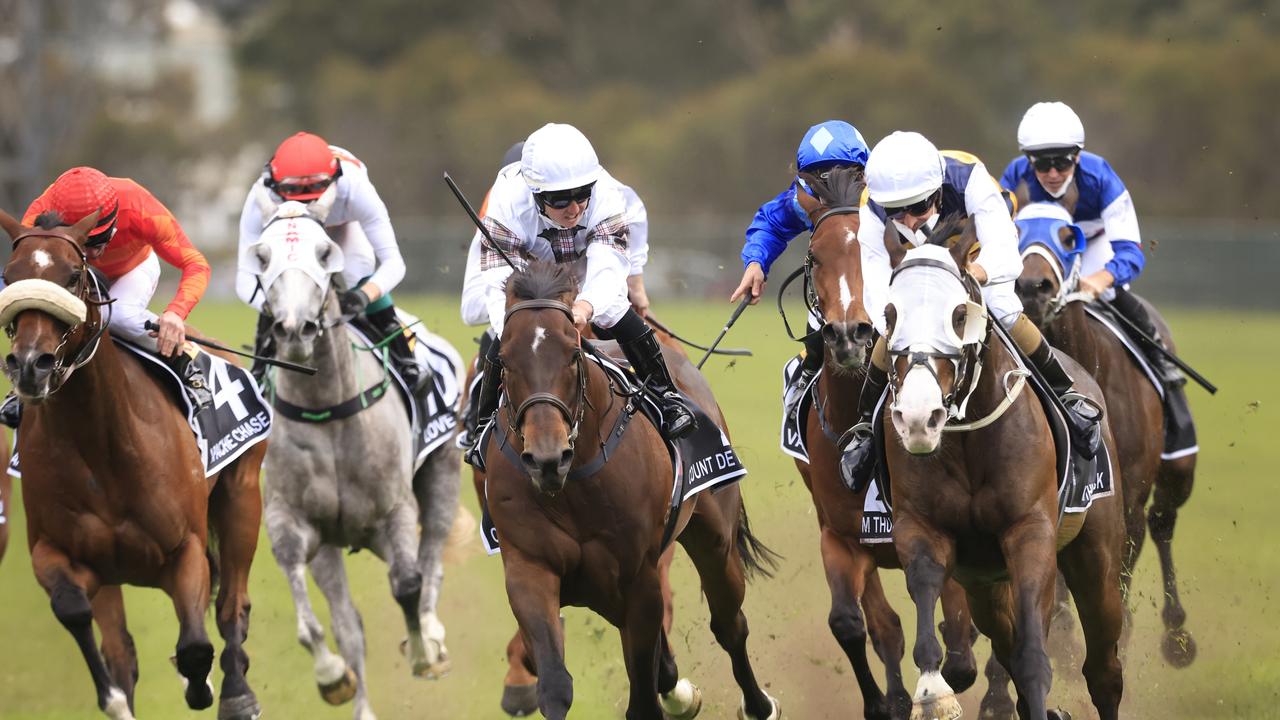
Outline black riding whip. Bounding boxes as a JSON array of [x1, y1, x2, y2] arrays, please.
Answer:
[[145, 320, 317, 375], [443, 172, 519, 272], [1100, 306, 1217, 394], [696, 296, 753, 370]]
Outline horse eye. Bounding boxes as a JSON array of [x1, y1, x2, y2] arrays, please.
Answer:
[[67, 271, 82, 288], [952, 305, 966, 334]]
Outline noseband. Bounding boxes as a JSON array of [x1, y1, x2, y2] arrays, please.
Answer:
[[503, 299, 588, 450]]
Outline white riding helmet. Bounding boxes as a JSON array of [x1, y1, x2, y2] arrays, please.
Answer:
[[1017, 102, 1085, 152], [866, 131, 944, 207], [521, 123, 602, 193]]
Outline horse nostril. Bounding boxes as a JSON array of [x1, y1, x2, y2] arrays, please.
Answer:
[[520, 451, 536, 469], [853, 322, 873, 344], [928, 407, 946, 430], [33, 353, 55, 372], [559, 449, 574, 468], [5, 355, 17, 375], [301, 320, 319, 339], [270, 322, 286, 339], [1038, 278, 1054, 293]]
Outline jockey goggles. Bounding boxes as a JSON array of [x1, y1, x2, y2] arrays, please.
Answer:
[[883, 190, 939, 220], [1028, 152, 1077, 173], [537, 182, 595, 210], [85, 207, 119, 249], [272, 172, 336, 199]]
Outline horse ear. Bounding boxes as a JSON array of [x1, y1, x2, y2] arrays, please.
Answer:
[[795, 174, 821, 216], [884, 219, 907, 269], [316, 240, 345, 274], [1061, 178, 1080, 216], [0, 208, 26, 240], [949, 218, 979, 270], [1013, 179, 1032, 213], [69, 210, 101, 241]]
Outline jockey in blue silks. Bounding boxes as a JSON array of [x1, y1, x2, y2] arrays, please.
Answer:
[[1000, 101, 1184, 392], [730, 120, 871, 400]]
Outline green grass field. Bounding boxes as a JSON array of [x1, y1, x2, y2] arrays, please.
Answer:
[[0, 297, 1275, 719]]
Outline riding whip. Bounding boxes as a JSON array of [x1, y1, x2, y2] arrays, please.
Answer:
[[696, 295, 753, 370], [443, 172, 519, 272], [144, 320, 318, 375], [1100, 306, 1217, 394]]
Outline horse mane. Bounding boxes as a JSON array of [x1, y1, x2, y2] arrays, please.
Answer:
[[508, 261, 578, 302], [33, 211, 66, 230], [924, 215, 970, 247], [798, 166, 865, 208]]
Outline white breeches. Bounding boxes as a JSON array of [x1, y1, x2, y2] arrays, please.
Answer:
[[983, 281, 1025, 329], [327, 222, 376, 289], [107, 252, 161, 350]]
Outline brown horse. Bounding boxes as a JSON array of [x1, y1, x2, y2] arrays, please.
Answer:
[[0, 209, 265, 720], [1015, 212, 1198, 666], [483, 262, 779, 720], [789, 170, 978, 719], [882, 220, 1125, 720]]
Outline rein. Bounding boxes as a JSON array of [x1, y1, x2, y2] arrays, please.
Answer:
[[775, 205, 862, 344], [501, 300, 589, 450]]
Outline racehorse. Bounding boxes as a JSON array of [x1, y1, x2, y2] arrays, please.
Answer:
[[1015, 206, 1198, 666], [0, 209, 265, 720], [242, 203, 459, 720], [484, 261, 780, 720], [788, 168, 978, 719], [882, 218, 1126, 720]]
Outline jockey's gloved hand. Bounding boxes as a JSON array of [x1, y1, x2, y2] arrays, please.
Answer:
[[338, 287, 370, 319]]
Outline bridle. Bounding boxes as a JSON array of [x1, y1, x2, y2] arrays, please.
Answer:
[[502, 299, 588, 451], [776, 205, 862, 344], [1021, 243, 1088, 322], [254, 213, 345, 336], [5, 229, 112, 393]]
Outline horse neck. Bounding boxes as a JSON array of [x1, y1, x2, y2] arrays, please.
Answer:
[[1046, 302, 1098, 371], [575, 359, 613, 455]]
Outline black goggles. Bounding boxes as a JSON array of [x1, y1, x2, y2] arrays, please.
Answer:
[[274, 177, 334, 198], [1028, 153, 1077, 173], [883, 193, 937, 220], [538, 183, 595, 210]]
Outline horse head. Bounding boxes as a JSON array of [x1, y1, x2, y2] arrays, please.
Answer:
[[500, 262, 586, 496], [241, 202, 344, 364], [883, 217, 987, 454], [795, 167, 874, 370], [0, 209, 105, 403], [1014, 203, 1085, 325]]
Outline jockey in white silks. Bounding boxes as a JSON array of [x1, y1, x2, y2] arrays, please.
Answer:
[[837, 131, 1102, 493], [463, 123, 694, 462], [236, 132, 424, 390]]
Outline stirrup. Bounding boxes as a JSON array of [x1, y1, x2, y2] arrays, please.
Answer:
[[838, 422, 875, 493], [661, 392, 696, 439]]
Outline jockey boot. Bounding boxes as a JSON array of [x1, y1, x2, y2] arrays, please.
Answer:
[[1111, 289, 1185, 389], [838, 361, 888, 494], [465, 336, 503, 467], [366, 304, 424, 392], [164, 349, 213, 413], [618, 326, 696, 440], [459, 330, 496, 449], [250, 312, 276, 387], [0, 391, 21, 429], [1027, 339, 1103, 458], [785, 330, 825, 417]]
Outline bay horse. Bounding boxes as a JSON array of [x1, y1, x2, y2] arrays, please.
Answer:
[[1015, 205, 1198, 665], [241, 203, 459, 720], [0, 209, 265, 720], [882, 219, 1126, 720], [485, 262, 779, 720], [789, 169, 978, 719]]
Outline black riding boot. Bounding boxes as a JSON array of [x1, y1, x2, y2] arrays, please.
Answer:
[[465, 337, 503, 467], [1028, 340, 1102, 457], [0, 392, 21, 429], [165, 350, 213, 413], [250, 312, 276, 387], [786, 329, 826, 416], [838, 363, 888, 494], [367, 304, 424, 392], [1111, 289, 1184, 388], [617, 327, 696, 440]]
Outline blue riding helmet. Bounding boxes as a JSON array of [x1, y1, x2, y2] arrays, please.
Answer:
[[1016, 211, 1086, 278], [796, 120, 869, 173]]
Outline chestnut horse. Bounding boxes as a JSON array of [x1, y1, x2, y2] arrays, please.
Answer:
[[0, 209, 265, 720], [1015, 206, 1198, 665], [484, 262, 779, 720], [882, 219, 1125, 720], [786, 168, 978, 719]]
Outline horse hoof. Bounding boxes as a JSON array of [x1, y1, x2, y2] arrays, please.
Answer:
[[173, 646, 215, 710], [217, 693, 263, 720], [413, 654, 452, 680], [318, 666, 358, 705], [501, 682, 539, 717], [737, 693, 781, 720], [660, 678, 703, 719], [911, 695, 962, 720], [1048, 710, 1072, 720], [1162, 627, 1197, 668], [103, 688, 136, 720]]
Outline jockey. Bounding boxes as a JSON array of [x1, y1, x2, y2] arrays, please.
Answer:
[[1000, 101, 1183, 388], [467, 122, 693, 459], [730, 120, 870, 403], [236, 132, 423, 390], [1, 166, 213, 429], [458, 141, 653, 447], [840, 131, 1101, 492]]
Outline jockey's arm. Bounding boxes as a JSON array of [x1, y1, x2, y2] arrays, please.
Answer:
[[1097, 164, 1144, 289], [346, 177, 405, 303], [578, 230, 632, 330], [858, 205, 893, 337], [144, 209, 210, 356], [965, 164, 1022, 287], [478, 215, 526, 335], [734, 185, 809, 302]]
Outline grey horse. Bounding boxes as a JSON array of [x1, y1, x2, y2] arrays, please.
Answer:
[[243, 202, 460, 720]]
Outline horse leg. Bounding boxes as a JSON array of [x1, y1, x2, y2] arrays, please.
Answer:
[[31, 542, 132, 719], [504, 552, 572, 719], [657, 628, 703, 719], [861, 568, 913, 719], [266, 511, 353, 707], [1058, 516, 1124, 720], [501, 630, 540, 717], [678, 509, 778, 720], [1150, 453, 1198, 667], [374, 501, 429, 678], [411, 448, 460, 678], [971, 584, 1017, 720], [92, 586, 138, 715], [817, 528, 892, 719], [938, 577, 979, 694], [209, 457, 264, 720], [166, 534, 216, 711], [619, 569, 665, 720], [310, 545, 375, 720], [1000, 520, 1058, 720], [895, 529, 962, 720]]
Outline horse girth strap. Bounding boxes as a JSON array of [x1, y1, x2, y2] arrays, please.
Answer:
[[496, 396, 640, 482], [505, 299, 574, 324], [811, 205, 859, 234], [271, 376, 393, 423]]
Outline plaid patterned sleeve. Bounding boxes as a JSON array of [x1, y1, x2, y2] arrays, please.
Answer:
[[480, 216, 528, 271], [586, 213, 630, 255]]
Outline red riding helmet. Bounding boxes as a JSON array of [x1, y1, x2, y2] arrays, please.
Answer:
[[268, 132, 339, 201], [48, 167, 119, 241]]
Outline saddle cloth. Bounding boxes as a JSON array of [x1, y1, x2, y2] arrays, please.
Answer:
[[1084, 302, 1198, 459], [9, 338, 272, 479], [474, 346, 747, 555], [345, 310, 463, 470]]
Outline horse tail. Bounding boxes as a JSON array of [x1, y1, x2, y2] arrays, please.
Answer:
[[735, 498, 781, 581]]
